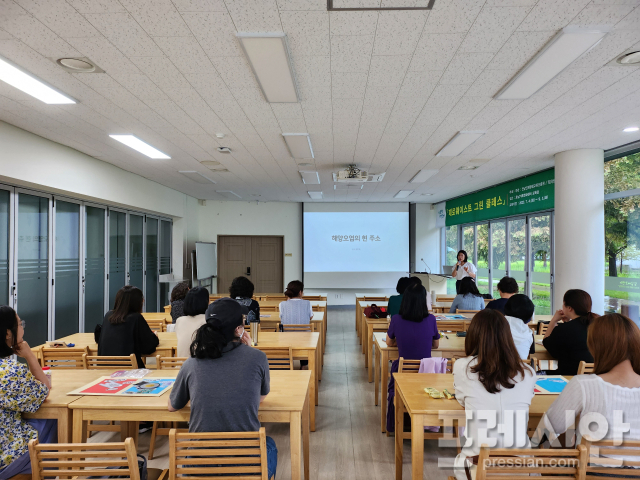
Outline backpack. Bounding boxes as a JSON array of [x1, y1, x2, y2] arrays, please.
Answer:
[[364, 304, 387, 319]]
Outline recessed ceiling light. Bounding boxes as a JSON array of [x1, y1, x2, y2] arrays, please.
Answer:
[[437, 131, 485, 157], [421, 193, 433, 196], [623, 126, 639, 132], [200, 160, 222, 169], [237, 33, 299, 103], [179, 171, 216, 184], [217, 147, 232, 153], [56, 58, 95, 72], [299, 171, 320, 185], [283, 133, 314, 159], [617, 51, 640, 65], [110, 135, 170, 159], [410, 169, 439, 183], [298, 162, 314, 167], [217, 190, 241, 199], [0, 55, 76, 104], [458, 165, 479, 170], [496, 26, 610, 100], [394, 190, 414, 199], [216, 133, 225, 139], [308, 191, 323, 200]]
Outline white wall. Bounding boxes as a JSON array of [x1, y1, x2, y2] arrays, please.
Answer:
[[414, 203, 441, 275], [0, 121, 198, 277], [196, 200, 302, 293]]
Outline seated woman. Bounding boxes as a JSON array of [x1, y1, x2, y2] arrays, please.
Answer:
[[387, 277, 410, 318], [385, 283, 440, 432], [279, 280, 313, 326], [453, 309, 537, 480], [175, 287, 209, 357], [485, 276, 519, 313], [230, 276, 260, 322], [0, 306, 56, 480], [449, 277, 485, 313], [542, 289, 597, 375], [538, 313, 640, 452], [170, 282, 190, 323], [96, 285, 159, 368], [169, 298, 277, 479], [503, 294, 535, 360]]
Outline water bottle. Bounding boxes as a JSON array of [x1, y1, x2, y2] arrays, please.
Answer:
[[248, 310, 259, 345]]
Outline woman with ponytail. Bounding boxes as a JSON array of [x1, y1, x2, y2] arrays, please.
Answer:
[[279, 280, 313, 326], [542, 289, 599, 375], [168, 298, 277, 479]]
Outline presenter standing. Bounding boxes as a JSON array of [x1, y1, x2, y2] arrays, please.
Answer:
[[452, 250, 476, 294]]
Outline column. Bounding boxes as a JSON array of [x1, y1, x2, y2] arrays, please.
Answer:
[[554, 149, 605, 313]]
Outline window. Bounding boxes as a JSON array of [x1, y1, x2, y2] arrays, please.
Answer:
[[604, 151, 640, 313]]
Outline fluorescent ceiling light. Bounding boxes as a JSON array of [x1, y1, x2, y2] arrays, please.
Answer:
[[283, 133, 314, 159], [299, 171, 320, 185], [179, 171, 216, 184], [110, 135, 170, 159], [394, 190, 414, 199], [410, 169, 439, 183], [334, 184, 363, 190], [458, 165, 479, 170], [237, 33, 299, 103], [308, 191, 323, 199], [496, 26, 610, 100], [436, 131, 485, 157], [0, 55, 75, 104], [216, 190, 241, 199], [624, 126, 639, 132]]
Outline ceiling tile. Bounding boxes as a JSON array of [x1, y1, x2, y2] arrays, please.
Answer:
[[83, 13, 164, 56], [15, 0, 100, 38], [439, 52, 495, 85], [329, 10, 378, 35], [517, 0, 592, 31], [367, 55, 411, 87], [409, 33, 465, 71], [458, 6, 532, 53]]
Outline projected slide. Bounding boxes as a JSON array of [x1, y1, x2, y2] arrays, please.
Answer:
[[304, 211, 409, 273]]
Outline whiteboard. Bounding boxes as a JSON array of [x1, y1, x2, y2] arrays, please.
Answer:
[[195, 242, 217, 279]]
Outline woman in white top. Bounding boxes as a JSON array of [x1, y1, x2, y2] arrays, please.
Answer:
[[452, 250, 477, 294], [503, 294, 535, 360], [536, 313, 640, 458], [453, 309, 537, 480], [279, 280, 313, 326], [174, 286, 208, 357]]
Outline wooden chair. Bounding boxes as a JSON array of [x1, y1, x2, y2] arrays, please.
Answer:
[[456, 309, 480, 314], [363, 296, 387, 302], [281, 324, 314, 332], [82, 354, 136, 369], [143, 312, 171, 324], [169, 428, 270, 480], [311, 305, 322, 312], [577, 361, 594, 374], [28, 437, 164, 480], [437, 295, 455, 302], [437, 320, 466, 333], [41, 346, 88, 369], [303, 295, 324, 301], [255, 346, 293, 370], [581, 438, 640, 476], [538, 321, 549, 335], [145, 318, 165, 332], [261, 305, 278, 312], [398, 357, 455, 374], [266, 295, 287, 301], [259, 322, 280, 333], [525, 357, 539, 372], [148, 356, 188, 460], [451, 444, 587, 480]]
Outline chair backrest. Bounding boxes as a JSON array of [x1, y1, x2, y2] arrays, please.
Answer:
[[437, 320, 466, 332], [260, 305, 278, 312], [437, 296, 455, 302], [41, 346, 88, 369], [83, 354, 136, 369], [258, 322, 280, 333], [538, 322, 549, 335], [581, 438, 640, 476], [169, 428, 268, 480], [266, 295, 287, 301], [29, 437, 140, 480], [143, 312, 171, 323], [363, 296, 387, 302], [157, 355, 187, 370], [145, 318, 165, 332], [456, 309, 480, 314], [399, 357, 455, 373], [475, 444, 586, 480], [524, 357, 539, 372], [303, 295, 324, 301], [281, 324, 314, 332], [255, 346, 293, 370], [577, 361, 594, 375]]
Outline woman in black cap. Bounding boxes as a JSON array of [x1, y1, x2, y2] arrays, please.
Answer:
[[168, 298, 277, 479]]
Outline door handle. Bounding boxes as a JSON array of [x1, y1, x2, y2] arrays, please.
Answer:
[[246, 267, 251, 276]]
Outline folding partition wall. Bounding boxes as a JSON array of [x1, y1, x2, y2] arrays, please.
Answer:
[[0, 184, 172, 345]]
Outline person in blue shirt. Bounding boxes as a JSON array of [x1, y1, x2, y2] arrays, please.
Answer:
[[449, 277, 485, 313]]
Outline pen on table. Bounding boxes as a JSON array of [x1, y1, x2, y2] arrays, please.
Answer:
[[441, 331, 449, 339]]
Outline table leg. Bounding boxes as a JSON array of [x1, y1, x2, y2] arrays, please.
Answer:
[[308, 350, 317, 431], [317, 344, 322, 382], [72, 409, 85, 443], [290, 411, 302, 480], [374, 342, 380, 406], [368, 325, 375, 381], [361, 315, 366, 350], [381, 349, 389, 433], [411, 414, 424, 480], [302, 394, 310, 480], [57, 408, 73, 443], [395, 385, 404, 480]]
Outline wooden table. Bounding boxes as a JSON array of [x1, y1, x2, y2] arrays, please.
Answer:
[[373, 333, 552, 434], [69, 370, 312, 480], [394, 373, 562, 480], [22, 369, 117, 443]]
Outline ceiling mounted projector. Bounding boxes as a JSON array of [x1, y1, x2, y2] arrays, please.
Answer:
[[332, 165, 385, 183]]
